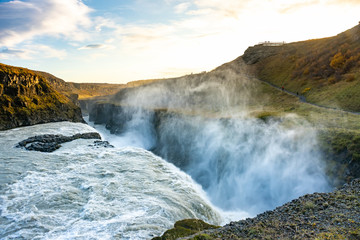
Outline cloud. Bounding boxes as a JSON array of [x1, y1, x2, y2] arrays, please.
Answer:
[[0, 47, 29, 59], [0, 47, 25, 55], [278, 0, 360, 14], [278, 0, 320, 14], [191, 0, 250, 18], [0, 0, 93, 47], [94, 17, 118, 32], [175, 2, 191, 13], [30, 44, 67, 59], [329, 0, 360, 4], [2, 0, 359, 83], [78, 44, 106, 50], [0, 44, 66, 60]]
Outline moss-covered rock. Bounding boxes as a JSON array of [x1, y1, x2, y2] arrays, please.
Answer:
[[184, 179, 360, 240], [0, 63, 84, 130], [318, 129, 360, 185], [152, 219, 220, 240]]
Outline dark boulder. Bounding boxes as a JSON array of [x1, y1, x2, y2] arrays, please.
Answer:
[[16, 132, 101, 152]]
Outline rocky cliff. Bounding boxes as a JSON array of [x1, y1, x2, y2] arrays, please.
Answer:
[[0, 63, 84, 130], [155, 179, 360, 240]]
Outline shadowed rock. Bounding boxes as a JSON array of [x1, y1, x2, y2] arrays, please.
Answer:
[[16, 132, 101, 152]]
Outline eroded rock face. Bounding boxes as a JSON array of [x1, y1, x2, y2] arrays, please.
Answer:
[[242, 45, 282, 65], [16, 132, 102, 152], [185, 178, 360, 240], [0, 63, 84, 130]]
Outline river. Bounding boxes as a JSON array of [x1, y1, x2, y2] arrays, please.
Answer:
[[0, 122, 221, 239]]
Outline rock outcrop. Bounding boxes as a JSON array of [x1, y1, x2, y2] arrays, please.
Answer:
[[152, 219, 219, 240], [156, 179, 360, 240], [242, 44, 284, 65], [0, 63, 84, 130], [16, 132, 102, 152]]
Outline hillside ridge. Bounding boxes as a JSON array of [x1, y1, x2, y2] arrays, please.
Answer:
[[241, 23, 360, 112], [35, 71, 125, 100], [0, 63, 84, 130]]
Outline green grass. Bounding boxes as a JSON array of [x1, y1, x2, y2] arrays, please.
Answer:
[[0, 63, 83, 129], [152, 219, 219, 240], [245, 24, 360, 112]]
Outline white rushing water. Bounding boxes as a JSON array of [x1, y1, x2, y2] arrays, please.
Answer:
[[92, 65, 332, 220], [88, 112, 331, 219], [0, 122, 221, 240]]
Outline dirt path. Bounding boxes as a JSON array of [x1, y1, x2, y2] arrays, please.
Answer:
[[254, 77, 360, 116]]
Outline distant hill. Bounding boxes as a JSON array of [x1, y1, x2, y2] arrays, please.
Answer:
[[242, 23, 360, 112], [35, 71, 125, 100], [0, 63, 83, 130], [100, 24, 360, 113], [36, 71, 169, 102]]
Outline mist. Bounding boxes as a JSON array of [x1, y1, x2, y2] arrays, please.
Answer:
[[89, 60, 331, 218], [153, 114, 329, 216]]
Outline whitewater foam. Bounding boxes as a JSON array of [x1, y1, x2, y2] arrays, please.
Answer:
[[0, 122, 221, 240]]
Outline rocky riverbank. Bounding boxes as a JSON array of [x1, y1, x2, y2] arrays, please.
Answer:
[[155, 179, 360, 240]]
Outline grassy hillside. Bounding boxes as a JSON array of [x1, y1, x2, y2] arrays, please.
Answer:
[[243, 23, 360, 112], [37, 71, 169, 100], [81, 24, 360, 185], [36, 71, 125, 100], [0, 63, 83, 130]]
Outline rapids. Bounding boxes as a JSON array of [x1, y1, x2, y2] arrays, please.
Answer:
[[0, 122, 221, 240]]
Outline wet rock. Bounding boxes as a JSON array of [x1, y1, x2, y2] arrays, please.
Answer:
[[25, 142, 61, 152], [89, 140, 114, 148], [16, 132, 101, 152], [179, 178, 360, 240]]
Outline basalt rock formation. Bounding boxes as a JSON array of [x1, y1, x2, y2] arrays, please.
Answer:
[[16, 132, 102, 152], [0, 63, 84, 130]]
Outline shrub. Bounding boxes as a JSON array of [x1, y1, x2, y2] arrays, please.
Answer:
[[302, 87, 311, 94], [328, 76, 337, 84], [304, 200, 316, 210], [330, 52, 346, 70], [345, 74, 356, 82]]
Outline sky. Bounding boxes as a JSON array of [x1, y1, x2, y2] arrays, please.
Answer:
[[0, 0, 359, 84]]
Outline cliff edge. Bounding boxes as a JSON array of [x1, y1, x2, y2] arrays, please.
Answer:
[[0, 63, 84, 130], [154, 179, 360, 240]]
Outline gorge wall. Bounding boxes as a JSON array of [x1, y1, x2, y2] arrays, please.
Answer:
[[86, 102, 335, 217], [0, 63, 84, 130]]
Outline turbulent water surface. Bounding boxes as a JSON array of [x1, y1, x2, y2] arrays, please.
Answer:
[[0, 114, 333, 240], [89, 111, 332, 217], [0, 122, 221, 239]]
